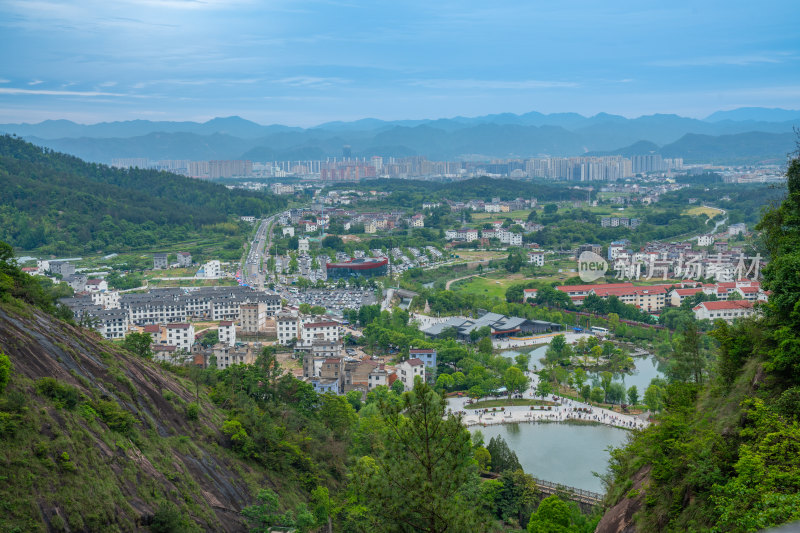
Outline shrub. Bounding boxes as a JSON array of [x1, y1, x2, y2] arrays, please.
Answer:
[[149, 501, 182, 533], [94, 399, 137, 436], [35, 377, 80, 409], [185, 402, 199, 421]]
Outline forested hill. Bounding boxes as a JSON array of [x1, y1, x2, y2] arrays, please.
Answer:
[[0, 135, 286, 254], [598, 157, 800, 532]]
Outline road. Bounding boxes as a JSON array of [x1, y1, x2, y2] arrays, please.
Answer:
[[241, 214, 279, 290]]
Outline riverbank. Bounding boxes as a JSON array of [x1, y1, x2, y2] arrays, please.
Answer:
[[452, 396, 648, 431]]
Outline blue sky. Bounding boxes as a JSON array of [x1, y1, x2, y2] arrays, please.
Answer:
[[0, 0, 798, 126]]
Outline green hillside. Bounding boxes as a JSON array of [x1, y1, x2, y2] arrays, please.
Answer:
[[597, 157, 800, 532], [0, 135, 286, 255]]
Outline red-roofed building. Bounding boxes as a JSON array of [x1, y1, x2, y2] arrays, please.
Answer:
[[669, 287, 704, 307], [556, 282, 635, 303], [583, 284, 674, 312], [692, 300, 755, 322]]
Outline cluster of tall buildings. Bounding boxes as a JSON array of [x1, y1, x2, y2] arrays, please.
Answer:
[[111, 158, 253, 179], [112, 152, 684, 182]]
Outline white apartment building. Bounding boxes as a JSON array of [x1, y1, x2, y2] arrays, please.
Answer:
[[203, 260, 222, 278], [697, 235, 715, 247], [301, 321, 340, 344], [166, 323, 195, 352], [91, 290, 120, 309], [527, 252, 545, 266], [282, 226, 295, 237], [397, 358, 425, 390], [218, 321, 236, 347], [298, 238, 310, 253], [276, 313, 299, 345]]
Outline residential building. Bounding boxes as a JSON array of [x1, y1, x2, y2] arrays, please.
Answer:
[[211, 344, 257, 370], [90, 309, 129, 340], [298, 238, 310, 253], [49, 261, 75, 277], [282, 226, 295, 237], [177, 252, 192, 267], [239, 303, 268, 333], [165, 323, 195, 352], [218, 321, 236, 347], [397, 358, 425, 390], [85, 279, 108, 292], [728, 223, 747, 236], [578, 244, 603, 256], [301, 321, 340, 344], [276, 313, 299, 345], [410, 214, 425, 228], [368, 365, 388, 390], [202, 260, 221, 278], [409, 348, 437, 370], [153, 253, 168, 270], [692, 300, 755, 322], [527, 251, 545, 266], [697, 235, 715, 247]]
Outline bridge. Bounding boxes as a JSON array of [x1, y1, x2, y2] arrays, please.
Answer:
[[534, 478, 604, 506], [480, 473, 604, 506]]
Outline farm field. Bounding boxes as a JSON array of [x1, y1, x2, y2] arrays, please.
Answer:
[[685, 205, 725, 217]]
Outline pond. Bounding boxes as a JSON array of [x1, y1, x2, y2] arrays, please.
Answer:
[[470, 422, 629, 493], [501, 346, 666, 391]]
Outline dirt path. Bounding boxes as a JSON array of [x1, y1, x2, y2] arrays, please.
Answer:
[[445, 273, 486, 290]]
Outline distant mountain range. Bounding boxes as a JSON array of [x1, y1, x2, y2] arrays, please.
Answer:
[[1, 107, 798, 164]]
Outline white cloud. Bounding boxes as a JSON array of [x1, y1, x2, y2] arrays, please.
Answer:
[[274, 76, 349, 88], [0, 87, 140, 97], [408, 78, 579, 90], [649, 53, 792, 67], [28, 79, 44, 85]]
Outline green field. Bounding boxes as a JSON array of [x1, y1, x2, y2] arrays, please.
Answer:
[[451, 275, 522, 299], [685, 205, 724, 217]]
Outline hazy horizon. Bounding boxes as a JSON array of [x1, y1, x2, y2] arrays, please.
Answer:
[[1, 1, 798, 126]]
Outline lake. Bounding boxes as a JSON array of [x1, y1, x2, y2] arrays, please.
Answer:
[[470, 421, 629, 493]]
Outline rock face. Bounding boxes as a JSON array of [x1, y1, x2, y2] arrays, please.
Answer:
[[0, 305, 267, 531], [595, 465, 651, 533]]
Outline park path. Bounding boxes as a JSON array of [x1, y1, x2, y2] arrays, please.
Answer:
[[445, 273, 486, 290]]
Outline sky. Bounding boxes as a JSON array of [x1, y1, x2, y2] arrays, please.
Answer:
[[0, 0, 798, 126]]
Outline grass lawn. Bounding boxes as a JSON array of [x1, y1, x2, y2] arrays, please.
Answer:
[[472, 210, 532, 221], [469, 398, 556, 409], [451, 274, 522, 299]]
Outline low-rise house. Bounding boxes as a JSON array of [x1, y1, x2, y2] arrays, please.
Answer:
[[527, 251, 545, 266], [177, 252, 192, 267], [85, 279, 108, 292], [408, 348, 437, 370], [153, 253, 168, 270], [397, 358, 425, 390], [692, 300, 755, 322]]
